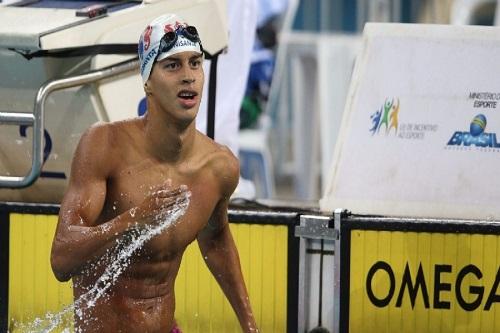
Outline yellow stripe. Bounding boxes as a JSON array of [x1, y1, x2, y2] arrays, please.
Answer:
[[473, 118, 486, 128], [261, 225, 276, 331], [349, 230, 364, 332], [274, 225, 287, 333]]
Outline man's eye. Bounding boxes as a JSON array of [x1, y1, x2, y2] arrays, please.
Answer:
[[164, 62, 178, 69], [191, 60, 201, 67]]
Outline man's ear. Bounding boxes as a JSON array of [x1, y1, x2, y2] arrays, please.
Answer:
[[144, 82, 152, 96]]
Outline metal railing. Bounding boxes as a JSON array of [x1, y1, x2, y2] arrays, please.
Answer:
[[0, 57, 139, 188], [295, 213, 337, 332]]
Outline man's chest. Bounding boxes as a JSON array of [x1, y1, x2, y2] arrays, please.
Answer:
[[104, 167, 221, 257]]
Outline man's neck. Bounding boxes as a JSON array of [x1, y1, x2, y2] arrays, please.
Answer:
[[142, 112, 196, 163]]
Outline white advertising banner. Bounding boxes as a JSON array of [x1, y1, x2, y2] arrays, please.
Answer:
[[320, 23, 500, 220]]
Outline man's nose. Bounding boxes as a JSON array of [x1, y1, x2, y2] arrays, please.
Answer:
[[181, 66, 195, 84], [182, 77, 195, 84]]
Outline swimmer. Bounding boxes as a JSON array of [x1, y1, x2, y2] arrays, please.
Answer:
[[50, 13, 258, 332]]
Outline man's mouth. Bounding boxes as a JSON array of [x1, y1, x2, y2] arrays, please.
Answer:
[[177, 90, 197, 100]]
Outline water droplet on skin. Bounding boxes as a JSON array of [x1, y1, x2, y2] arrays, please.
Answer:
[[129, 207, 137, 218]]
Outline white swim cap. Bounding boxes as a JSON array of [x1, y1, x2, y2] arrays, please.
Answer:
[[138, 14, 203, 83]]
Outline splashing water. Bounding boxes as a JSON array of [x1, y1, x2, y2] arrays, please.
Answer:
[[13, 193, 190, 333]]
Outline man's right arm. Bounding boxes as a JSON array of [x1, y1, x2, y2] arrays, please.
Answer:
[[51, 123, 189, 282], [50, 124, 133, 282]]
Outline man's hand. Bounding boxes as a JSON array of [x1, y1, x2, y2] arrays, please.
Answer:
[[134, 180, 190, 228]]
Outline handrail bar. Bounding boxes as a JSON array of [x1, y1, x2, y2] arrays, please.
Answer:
[[0, 112, 35, 126], [0, 57, 139, 188]]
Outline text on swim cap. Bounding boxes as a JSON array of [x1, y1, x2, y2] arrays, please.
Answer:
[[140, 48, 157, 74]]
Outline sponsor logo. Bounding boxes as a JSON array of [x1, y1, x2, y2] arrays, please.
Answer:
[[143, 26, 153, 51], [370, 98, 400, 136], [446, 114, 500, 150], [369, 98, 438, 140], [366, 261, 500, 311], [164, 21, 187, 33]]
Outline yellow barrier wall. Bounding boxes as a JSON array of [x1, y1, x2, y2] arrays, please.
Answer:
[[176, 223, 288, 333], [8, 214, 73, 332], [349, 230, 500, 333], [8, 213, 288, 332]]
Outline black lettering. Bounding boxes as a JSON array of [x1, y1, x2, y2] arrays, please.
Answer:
[[456, 264, 484, 311], [434, 264, 452, 309], [396, 263, 430, 309], [366, 261, 395, 307], [472, 100, 497, 108], [484, 267, 500, 310]]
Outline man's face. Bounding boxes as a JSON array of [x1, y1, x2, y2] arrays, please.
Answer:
[[147, 51, 204, 123]]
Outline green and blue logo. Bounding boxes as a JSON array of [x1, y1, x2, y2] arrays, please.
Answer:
[[370, 98, 400, 136]]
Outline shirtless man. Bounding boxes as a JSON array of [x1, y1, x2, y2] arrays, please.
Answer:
[[51, 14, 258, 332]]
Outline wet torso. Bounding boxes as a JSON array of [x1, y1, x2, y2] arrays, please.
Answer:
[[73, 119, 229, 332]]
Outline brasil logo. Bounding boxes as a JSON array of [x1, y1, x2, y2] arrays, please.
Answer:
[[370, 98, 400, 135], [470, 114, 487, 136], [447, 114, 500, 148]]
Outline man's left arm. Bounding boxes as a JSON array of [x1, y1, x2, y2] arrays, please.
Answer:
[[197, 153, 258, 332]]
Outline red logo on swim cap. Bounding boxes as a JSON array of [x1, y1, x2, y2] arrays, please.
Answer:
[[164, 21, 186, 33], [143, 26, 153, 51]]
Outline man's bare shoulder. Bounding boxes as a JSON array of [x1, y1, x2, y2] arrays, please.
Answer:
[[73, 119, 142, 173], [196, 133, 239, 196], [79, 119, 141, 149]]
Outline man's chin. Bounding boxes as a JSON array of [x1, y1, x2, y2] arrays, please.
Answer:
[[174, 107, 198, 124]]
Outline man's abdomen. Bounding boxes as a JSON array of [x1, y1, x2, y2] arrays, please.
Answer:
[[74, 291, 175, 333]]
